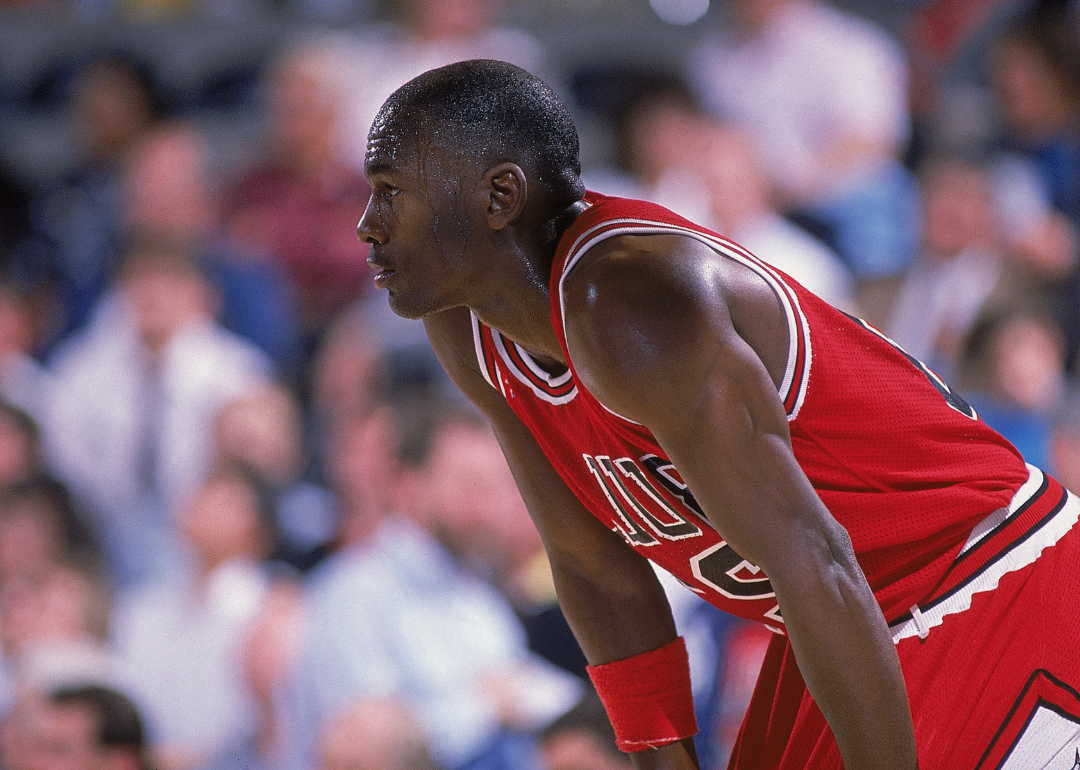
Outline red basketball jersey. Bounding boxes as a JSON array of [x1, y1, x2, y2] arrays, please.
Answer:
[[471, 193, 1030, 630]]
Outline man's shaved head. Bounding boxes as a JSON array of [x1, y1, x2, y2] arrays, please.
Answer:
[[369, 59, 586, 216]]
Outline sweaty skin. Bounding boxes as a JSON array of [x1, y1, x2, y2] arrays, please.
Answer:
[[357, 119, 918, 770]]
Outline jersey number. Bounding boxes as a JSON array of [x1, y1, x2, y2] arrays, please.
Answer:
[[584, 454, 778, 608]]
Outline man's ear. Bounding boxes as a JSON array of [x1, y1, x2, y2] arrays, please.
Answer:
[[485, 162, 527, 230]]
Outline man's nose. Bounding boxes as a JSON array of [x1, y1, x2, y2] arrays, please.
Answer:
[[356, 197, 385, 244]]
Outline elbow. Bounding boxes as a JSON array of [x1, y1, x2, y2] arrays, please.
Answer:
[[768, 518, 870, 609]]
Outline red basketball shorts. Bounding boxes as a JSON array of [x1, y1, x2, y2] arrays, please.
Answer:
[[727, 467, 1080, 770]]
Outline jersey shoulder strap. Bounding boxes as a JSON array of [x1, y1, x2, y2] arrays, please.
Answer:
[[552, 193, 813, 418]]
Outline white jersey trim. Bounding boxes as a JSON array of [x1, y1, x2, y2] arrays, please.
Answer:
[[471, 310, 500, 393], [959, 464, 1045, 556], [556, 218, 812, 420], [471, 310, 578, 406], [889, 465, 1078, 644], [490, 331, 578, 406]]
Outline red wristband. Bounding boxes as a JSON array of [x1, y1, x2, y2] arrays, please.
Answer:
[[586, 636, 698, 751]]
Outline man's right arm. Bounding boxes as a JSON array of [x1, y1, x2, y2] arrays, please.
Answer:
[[423, 307, 700, 770]]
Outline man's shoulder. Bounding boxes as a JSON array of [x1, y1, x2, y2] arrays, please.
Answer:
[[556, 192, 714, 289], [560, 192, 694, 243]]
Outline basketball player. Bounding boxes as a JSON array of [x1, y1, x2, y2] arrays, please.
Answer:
[[355, 59, 1080, 769]]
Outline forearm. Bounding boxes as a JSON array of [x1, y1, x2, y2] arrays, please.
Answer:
[[774, 529, 916, 770], [548, 548, 677, 665], [549, 556, 699, 769], [660, 436, 915, 767]]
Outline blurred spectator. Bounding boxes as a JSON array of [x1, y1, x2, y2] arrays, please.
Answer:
[[605, 82, 708, 201], [956, 307, 1068, 469], [695, 122, 857, 312], [111, 463, 280, 770], [417, 400, 586, 680], [21, 54, 159, 346], [223, 43, 371, 362], [884, 153, 1015, 376], [0, 283, 52, 423], [1050, 387, 1080, 494], [328, 0, 552, 171], [601, 90, 856, 312], [317, 696, 439, 770], [206, 578, 306, 770], [214, 383, 339, 572], [905, 0, 1017, 123], [304, 304, 397, 479], [539, 690, 628, 770], [293, 406, 580, 770], [0, 559, 120, 722], [1, 561, 112, 671], [689, 0, 920, 281], [19, 683, 148, 770], [0, 402, 45, 490], [0, 477, 99, 590], [120, 123, 302, 377], [987, 6, 1080, 369], [43, 238, 274, 587], [989, 5, 1080, 224]]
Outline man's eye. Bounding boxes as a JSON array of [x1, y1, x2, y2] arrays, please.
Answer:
[[374, 184, 399, 199]]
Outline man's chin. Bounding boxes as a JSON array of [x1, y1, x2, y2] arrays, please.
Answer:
[[385, 291, 428, 321]]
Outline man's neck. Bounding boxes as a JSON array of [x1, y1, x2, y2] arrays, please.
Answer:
[[539, 199, 589, 247], [472, 199, 588, 367]]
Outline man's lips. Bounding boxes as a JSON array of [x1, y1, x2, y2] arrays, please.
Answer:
[[373, 268, 395, 289], [367, 256, 395, 288]]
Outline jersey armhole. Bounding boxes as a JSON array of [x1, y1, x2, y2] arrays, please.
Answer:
[[555, 219, 811, 420]]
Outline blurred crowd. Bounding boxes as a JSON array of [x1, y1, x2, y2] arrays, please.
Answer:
[[1, 0, 1080, 769]]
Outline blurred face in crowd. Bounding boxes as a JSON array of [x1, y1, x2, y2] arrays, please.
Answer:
[[317, 698, 431, 770], [179, 471, 268, 571], [919, 160, 996, 258], [267, 51, 339, 172], [328, 410, 401, 518], [989, 315, 1064, 412], [0, 499, 62, 585], [72, 60, 154, 165], [424, 420, 537, 574], [118, 248, 215, 353], [702, 124, 770, 233], [216, 387, 304, 488], [25, 700, 105, 770], [311, 323, 382, 429], [122, 127, 215, 241], [0, 565, 99, 658], [622, 98, 707, 188], [404, 0, 504, 40], [991, 34, 1080, 142]]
